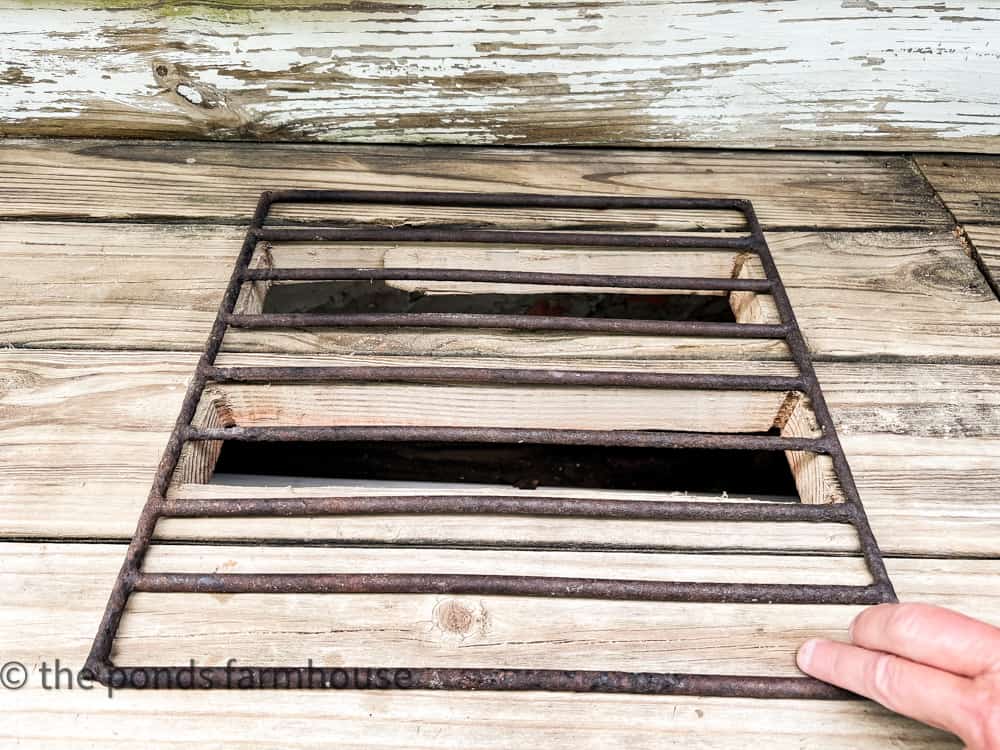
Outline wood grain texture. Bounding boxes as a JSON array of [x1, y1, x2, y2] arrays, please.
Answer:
[[2, 350, 998, 555], [916, 155, 1000, 223], [965, 225, 1000, 289], [3, 542, 993, 748], [0, 140, 950, 228], [0, 690, 959, 750], [0, 139, 997, 746], [200, 381, 794, 433], [1, 2, 999, 151], [2, 220, 996, 360]]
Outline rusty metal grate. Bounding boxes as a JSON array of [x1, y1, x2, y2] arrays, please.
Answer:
[[86, 190, 896, 698]]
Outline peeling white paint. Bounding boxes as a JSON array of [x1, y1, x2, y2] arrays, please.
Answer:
[[174, 84, 203, 106], [0, 1, 998, 147]]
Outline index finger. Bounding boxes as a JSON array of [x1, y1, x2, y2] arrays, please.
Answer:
[[797, 638, 981, 743], [849, 603, 1000, 677]]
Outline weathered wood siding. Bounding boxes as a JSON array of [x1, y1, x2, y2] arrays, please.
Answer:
[[1, 1, 998, 150]]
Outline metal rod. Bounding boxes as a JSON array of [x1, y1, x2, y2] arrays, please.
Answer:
[[265, 189, 751, 213], [134, 573, 885, 605], [254, 226, 753, 250], [741, 201, 897, 602], [95, 665, 850, 699], [242, 266, 772, 293], [202, 365, 805, 392], [182, 425, 829, 453], [83, 191, 275, 678], [159, 496, 856, 522], [226, 312, 786, 338]]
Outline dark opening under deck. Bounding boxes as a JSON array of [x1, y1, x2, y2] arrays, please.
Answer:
[[263, 280, 738, 322], [214, 440, 799, 496]]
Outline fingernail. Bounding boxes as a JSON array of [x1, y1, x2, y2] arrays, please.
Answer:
[[797, 639, 818, 671]]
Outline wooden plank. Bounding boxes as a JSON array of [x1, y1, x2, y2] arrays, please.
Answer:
[[1, 542, 991, 748], [915, 155, 1000, 223], [3, 222, 997, 359], [764, 231, 1000, 361], [0, 690, 959, 750], [1, 2, 999, 151], [0, 141, 950, 228], [1, 350, 998, 556], [200, 382, 793, 433], [965, 225, 1000, 291], [120, 556, 871, 676]]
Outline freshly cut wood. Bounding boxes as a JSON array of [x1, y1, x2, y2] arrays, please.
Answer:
[[199, 382, 795, 433], [225, 230, 1000, 360]]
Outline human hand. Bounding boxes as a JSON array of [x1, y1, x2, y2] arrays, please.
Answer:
[[797, 603, 1000, 749]]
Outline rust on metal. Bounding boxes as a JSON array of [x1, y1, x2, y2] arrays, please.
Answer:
[[85, 190, 896, 698]]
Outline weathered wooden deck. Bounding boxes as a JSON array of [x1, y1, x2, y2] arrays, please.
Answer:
[[1, 140, 998, 747]]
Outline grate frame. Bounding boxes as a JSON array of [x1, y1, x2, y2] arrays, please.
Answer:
[[85, 190, 896, 698]]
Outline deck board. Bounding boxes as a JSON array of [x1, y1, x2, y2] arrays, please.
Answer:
[[3, 542, 993, 748], [2, 139, 999, 747], [3, 222, 997, 359], [915, 155, 1000, 224], [0, 141, 949, 228], [965, 225, 1000, 291]]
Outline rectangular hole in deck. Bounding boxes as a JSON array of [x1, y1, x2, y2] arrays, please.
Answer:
[[212, 441, 798, 498], [261, 281, 738, 322]]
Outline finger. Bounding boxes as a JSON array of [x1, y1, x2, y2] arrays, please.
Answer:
[[849, 603, 1000, 677], [797, 638, 980, 740]]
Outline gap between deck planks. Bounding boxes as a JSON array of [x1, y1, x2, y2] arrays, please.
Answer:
[[915, 154, 1000, 294]]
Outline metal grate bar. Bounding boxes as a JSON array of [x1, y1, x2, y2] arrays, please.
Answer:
[[226, 313, 787, 337], [97, 665, 851, 698], [264, 188, 751, 210], [86, 190, 895, 699], [241, 266, 773, 292], [253, 226, 754, 249], [202, 365, 805, 391], [741, 201, 895, 596], [133, 572, 887, 606], [158, 495, 857, 522], [183, 424, 829, 452]]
